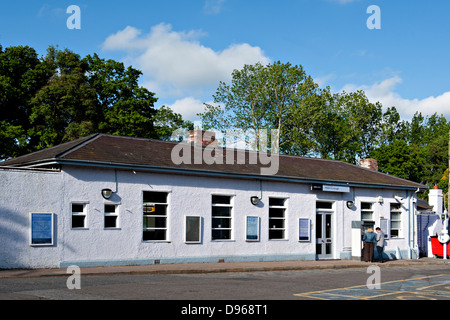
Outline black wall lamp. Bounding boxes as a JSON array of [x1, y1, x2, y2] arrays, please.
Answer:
[[101, 188, 113, 200], [250, 196, 259, 206], [346, 201, 354, 209]]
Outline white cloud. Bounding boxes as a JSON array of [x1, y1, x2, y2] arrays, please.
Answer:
[[341, 76, 450, 120], [37, 4, 65, 18], [326, 0, 360, 4], [203, 0, 226, 15], [314, 73, 335, 88], [102, 23, 270, 99], [169, 97, 208, 122]]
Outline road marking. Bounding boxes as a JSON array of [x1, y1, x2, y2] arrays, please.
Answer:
[[294, 274, 450, 300]]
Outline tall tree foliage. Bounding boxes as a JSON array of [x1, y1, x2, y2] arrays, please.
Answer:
[[200, 61, 449, 188], [200, 61, 320, 152], [0, 45, 54, 157], [371, 112, 450, 187], [0, 45, 184, 160]]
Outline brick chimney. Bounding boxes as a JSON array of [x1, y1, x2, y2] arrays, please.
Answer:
[[360, 158, 378, 171], [187, 129, 217, 147]]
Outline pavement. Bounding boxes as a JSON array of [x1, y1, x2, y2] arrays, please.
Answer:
[[1, 258, 449, 279]]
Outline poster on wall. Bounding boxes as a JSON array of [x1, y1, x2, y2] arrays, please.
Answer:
[[246, 216, 260, 241], [30, 213, 54, 246], [299, 218, 310, 242], [380, 218, 389, 239]]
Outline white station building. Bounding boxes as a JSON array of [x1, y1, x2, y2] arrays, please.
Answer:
[[0, 132, 437, 269]]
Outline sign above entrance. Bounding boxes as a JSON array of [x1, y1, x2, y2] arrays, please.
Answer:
[[416, 210, 437, 215], [311, 184, 350, 193]]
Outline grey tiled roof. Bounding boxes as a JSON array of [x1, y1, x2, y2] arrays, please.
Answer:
[[1, 133, 426, 190]]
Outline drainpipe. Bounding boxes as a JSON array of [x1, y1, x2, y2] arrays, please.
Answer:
[[407, 190, 412, 259]]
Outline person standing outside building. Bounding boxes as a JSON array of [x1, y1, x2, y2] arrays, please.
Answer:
[[362, 227, 377, 262], [375, 227, 385, 263]]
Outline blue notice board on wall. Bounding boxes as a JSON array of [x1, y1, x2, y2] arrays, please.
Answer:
[[30, 213, 54, 246], [299, 218, 310, 242]]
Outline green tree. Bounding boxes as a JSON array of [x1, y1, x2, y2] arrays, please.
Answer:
[[153, 105, 194, 141], [199, 61, 320, 153], [0, 45, 168, 160], [29, 48, 97, 148], [309, 88, 351, 161], [339, 90, 383, 160], [299, 89, 383, 163], [85, 53, 158, 139], [369, 140, 425, 181], [0, 45, 53, 158], [378, 107, 409, 146], [369, 111, 449, 186]]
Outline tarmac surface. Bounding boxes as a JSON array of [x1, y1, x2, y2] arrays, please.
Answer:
[[1, 258, 449, 279]]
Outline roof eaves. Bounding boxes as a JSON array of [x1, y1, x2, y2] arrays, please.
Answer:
[[55, 158, 427, 191], [0, 133, 101, 168]]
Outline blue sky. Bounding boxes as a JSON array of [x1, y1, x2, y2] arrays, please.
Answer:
[[1, 0, 449, 122]]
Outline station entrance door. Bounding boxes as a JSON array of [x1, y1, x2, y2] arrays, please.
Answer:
[[316, 201, 334, 259]]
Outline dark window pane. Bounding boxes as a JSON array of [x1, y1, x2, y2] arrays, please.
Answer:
[[143, 230, 166, 241], [269, 208, 285, 218], [212, 195, 231, 204], [269, 218, 284, 229], [361, 202, 372, 210], [212, 206, 231, 217], [105, 216, 117, 228], [269, 229, 284, 239], [72, 204, 84, 213], [143, 192, 168, 203], [212, 229, 231, 240], [143, 217, 166, 229], [269, 198, 285, 206], [105, 204, 116, 213], [316, 214, 322, 238], [212, 217, 231, 228], [316, 243, 322, 255], [325, 214, 332, 238], [317, 202, 332, 209], [72, 215, 85, 228]]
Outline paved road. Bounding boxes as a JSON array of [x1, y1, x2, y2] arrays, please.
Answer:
[[0, 264, 449, 301]]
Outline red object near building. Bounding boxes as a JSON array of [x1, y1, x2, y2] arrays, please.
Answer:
[[430, 236, 450, 257]]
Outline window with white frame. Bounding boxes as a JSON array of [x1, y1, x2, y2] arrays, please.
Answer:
[[361, 202, 374, 221], [71, 203, 87, 229], [104, 204, 119, 229], [143, 191, 168, 241], [211, 195, 233, 240], [269, 197, 287, 240], [390, 203, 402, 238]]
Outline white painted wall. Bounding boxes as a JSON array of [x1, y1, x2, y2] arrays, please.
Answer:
[[0, 169, 64, 268], [0, 166, 418, 269]]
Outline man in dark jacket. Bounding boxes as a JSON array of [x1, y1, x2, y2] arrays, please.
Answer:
[[362, 227, 377, 262]]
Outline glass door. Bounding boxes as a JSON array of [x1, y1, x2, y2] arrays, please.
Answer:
[[316, 202, 334, 259]]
